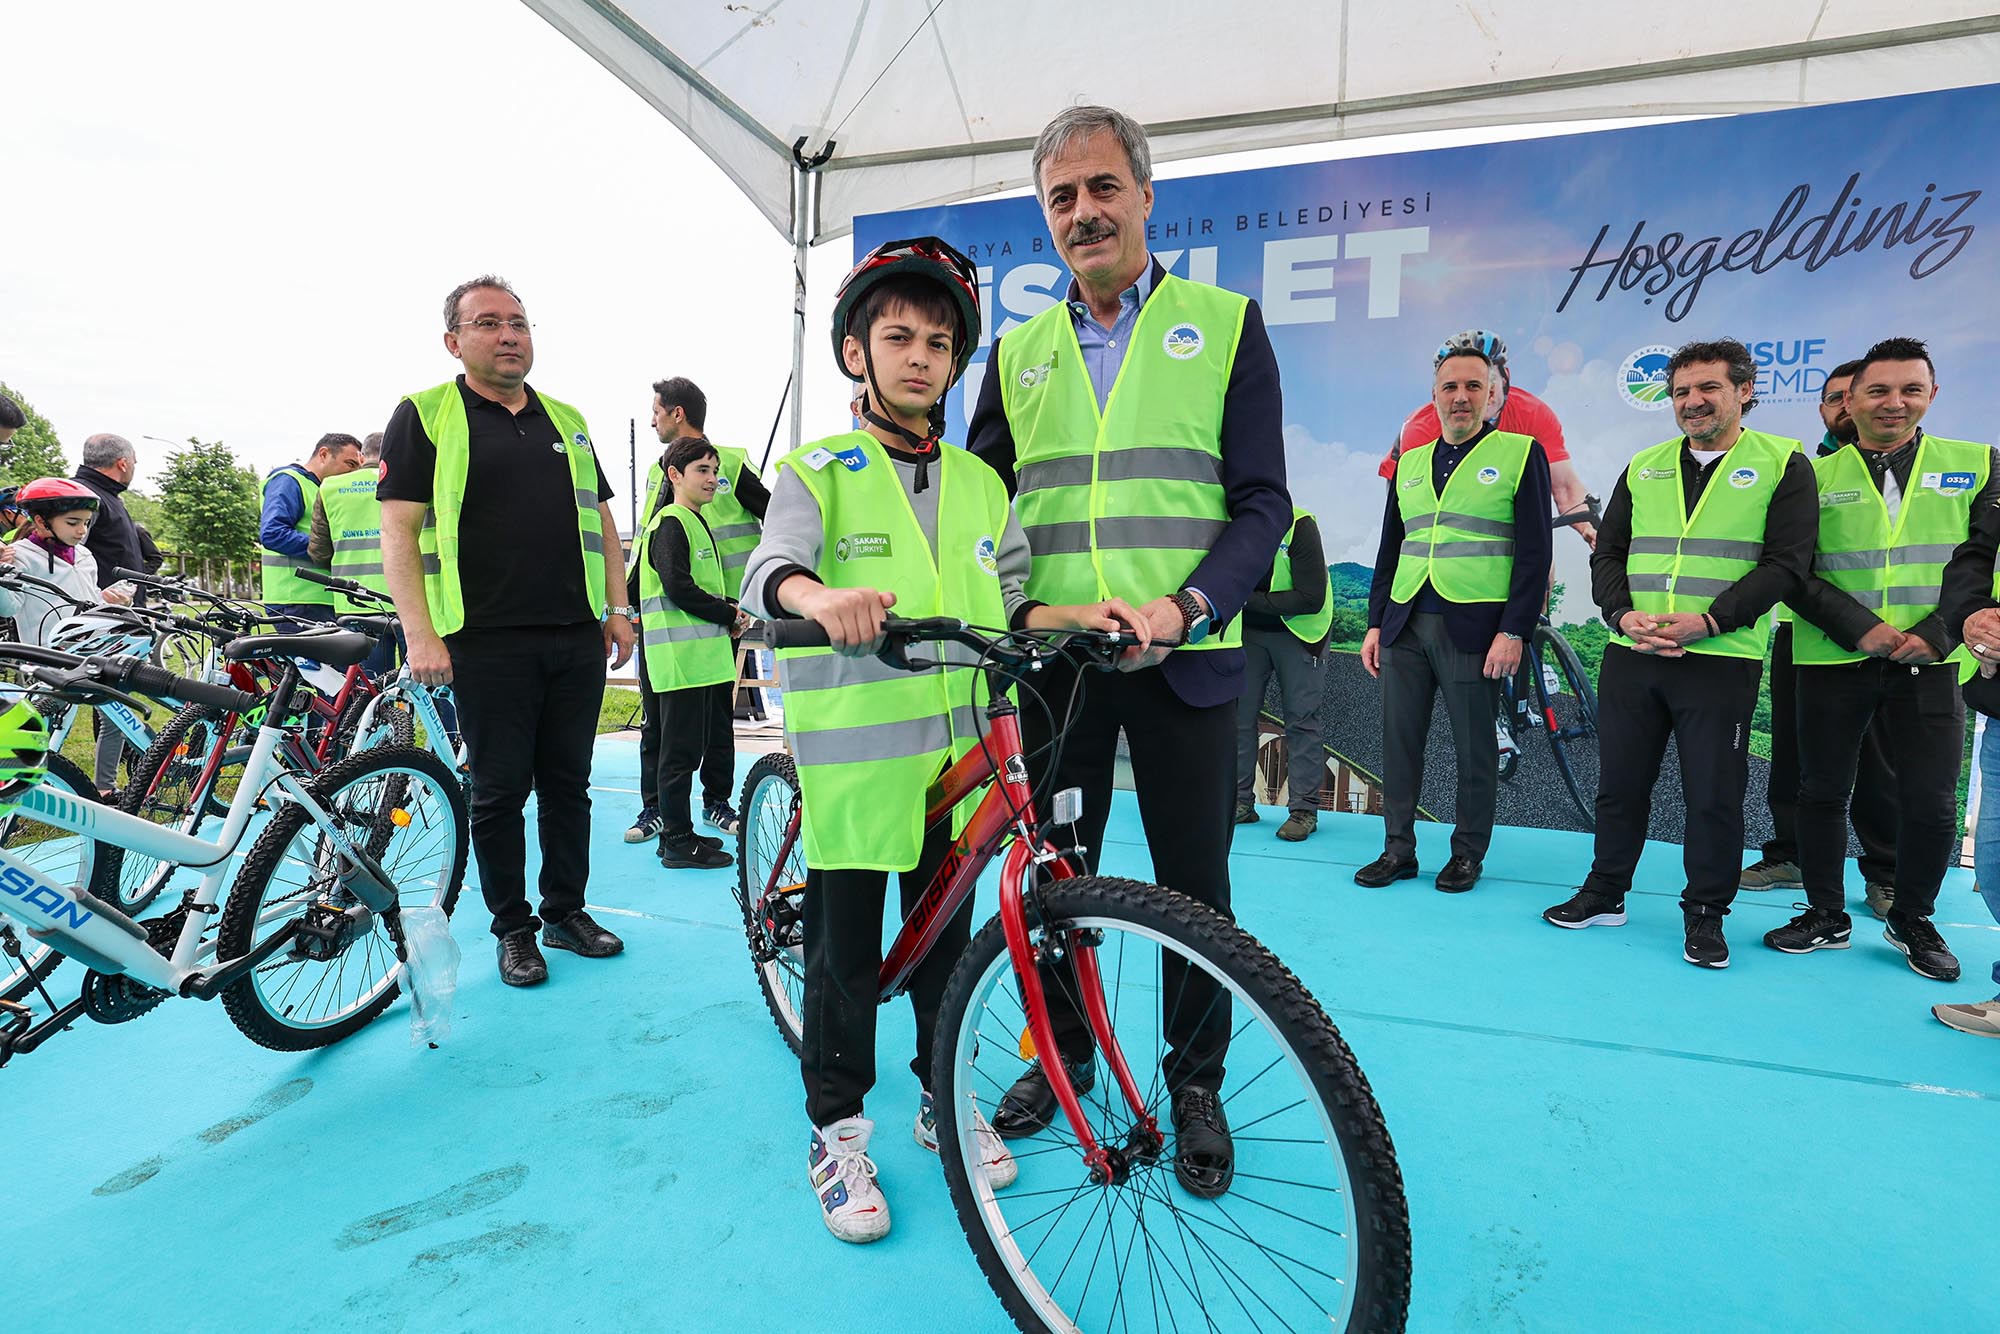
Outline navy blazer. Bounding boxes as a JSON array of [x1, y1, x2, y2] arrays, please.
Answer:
[[1367, 427, 1554, 655], [967, 259, 1292, 708]]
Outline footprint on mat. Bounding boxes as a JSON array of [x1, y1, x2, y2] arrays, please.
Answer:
[[1455, 1223, 1547, 1330], [92, 1076, 316, 1196], [335, 1164, 530, 1251], [408, 1221, 573, 1271], [631, 999, 754, 1046]]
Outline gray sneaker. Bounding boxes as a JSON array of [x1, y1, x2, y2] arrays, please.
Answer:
[[1232, 802, 1260, 825], [1738, 857, 1803, 891], [1933, 998, 2000, 1037], [1863, 882, 1895, 919], [1276, 810, 1317, 841]]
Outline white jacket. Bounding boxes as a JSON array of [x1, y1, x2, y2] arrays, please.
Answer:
[[0, 540, 107, 646]]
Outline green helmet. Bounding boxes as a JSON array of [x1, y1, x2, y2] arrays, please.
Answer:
[[0, 698, 54, 797]]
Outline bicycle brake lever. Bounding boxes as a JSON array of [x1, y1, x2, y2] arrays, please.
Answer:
[[27, 665, 155, 716]]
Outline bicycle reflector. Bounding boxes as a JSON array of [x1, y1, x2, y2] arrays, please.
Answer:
[[0, 699, 54, 806]]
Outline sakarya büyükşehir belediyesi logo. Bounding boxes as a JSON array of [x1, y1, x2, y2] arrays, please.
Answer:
[[1619, 345, 1677, 411]]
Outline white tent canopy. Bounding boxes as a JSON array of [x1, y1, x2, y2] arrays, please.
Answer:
[[524, 1, 2000, 244]]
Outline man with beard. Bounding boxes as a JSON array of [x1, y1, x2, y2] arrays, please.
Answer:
[[1542, 338, 1815, 968]]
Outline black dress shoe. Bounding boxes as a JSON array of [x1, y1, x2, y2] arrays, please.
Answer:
[[1171, 1083, 1234, 1198], [1352, 853, 1419, 888], [991, 1055, 1096, 1139], [542, 910, 624, 958], [1435, 855, 1483, 893], [497, 929, 548, 986]]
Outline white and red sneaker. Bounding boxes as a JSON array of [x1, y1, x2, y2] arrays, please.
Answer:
[[809, 1116, 891, 1243], [916, 1089, 1018, 1189]]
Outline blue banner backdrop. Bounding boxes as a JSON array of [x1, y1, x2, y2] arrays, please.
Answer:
[[853, 83, 1999, 835]]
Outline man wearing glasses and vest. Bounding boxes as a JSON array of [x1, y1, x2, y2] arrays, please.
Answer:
[[259, 432, 362, 631], [1774, 337, 1993, 981], [1543, 338, 1816, 968], [1358, 339, 1553, 893], [379, 275, 636, 988], [969, 105, 1291, 1196]]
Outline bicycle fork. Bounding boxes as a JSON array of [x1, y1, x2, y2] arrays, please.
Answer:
[[997, 840, 1164, 1185]]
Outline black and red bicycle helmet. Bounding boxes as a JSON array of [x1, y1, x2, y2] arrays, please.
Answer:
[[15, 477, 101, 517], [830, 235, 981, 388]]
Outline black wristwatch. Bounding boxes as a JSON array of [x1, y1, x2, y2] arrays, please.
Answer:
[[1171, 590, 1212, 646]]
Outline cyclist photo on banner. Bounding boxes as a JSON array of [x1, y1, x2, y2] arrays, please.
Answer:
[[741, 234, 1144, 1245]]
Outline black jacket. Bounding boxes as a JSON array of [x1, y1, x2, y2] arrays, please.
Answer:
[[72, 466, 144, 589]]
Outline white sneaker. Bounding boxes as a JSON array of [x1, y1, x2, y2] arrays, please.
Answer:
[[916, 1089, 1018, 1189], [809, 1117, 891, 1243], [1495, 717, 1520, 759]]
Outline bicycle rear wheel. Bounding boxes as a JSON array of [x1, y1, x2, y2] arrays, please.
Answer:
[[735, 752, 807, 1054], [1530, 625, 1600, 830], [0, 755, 119, 1001], [217, 745, 466, 1051], [116, 703, 237, 912], [933, 876, 1410, 1334]]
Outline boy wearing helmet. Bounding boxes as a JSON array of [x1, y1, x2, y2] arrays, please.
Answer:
[[0, 478, 133, 648], [741, 236, 1146, 1244]]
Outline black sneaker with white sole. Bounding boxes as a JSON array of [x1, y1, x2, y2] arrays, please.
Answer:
[[1884, 914, 1961, 981], [1542, 889, 1627, 929], [1763, 906, 1852, 954], [1683, 912, 1729, 969]]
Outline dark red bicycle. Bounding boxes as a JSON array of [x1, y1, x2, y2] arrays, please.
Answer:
[[735, 617, 1410, 1334]]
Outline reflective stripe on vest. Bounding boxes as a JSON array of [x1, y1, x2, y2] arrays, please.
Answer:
[[1617, 431, 1798, 659], [997, 273, 1244, 650], [318, 468, 441, 614], [638, 502, 735, 691], [775, 432, 1010, 872], [259, 465, 331, 605], [1794, 435, 1992, 665], [404, 381, 606, 636], [1389, 431, 1531, 605], [1271, 507, 1334, 645]]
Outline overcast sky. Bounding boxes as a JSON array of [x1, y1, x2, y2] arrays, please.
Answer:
[[3, 1, 1639, 538]]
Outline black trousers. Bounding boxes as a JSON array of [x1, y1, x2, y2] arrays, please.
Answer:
[[1583, 645, 1761, 915], [1379, 612, 1500, 862], [654, 683, 715, 842], [1795, 659, 1962, 919], [446, 623, 606, 938], [1022, 660, 1235, 1090], [800, 820, 972, 1125], [637, 644, 736, 811], [1762, 622, 1899, 879]]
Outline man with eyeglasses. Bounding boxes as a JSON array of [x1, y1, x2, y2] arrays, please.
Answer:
[[1739, 359, 1902, 912], [378, 274, 636, 988]]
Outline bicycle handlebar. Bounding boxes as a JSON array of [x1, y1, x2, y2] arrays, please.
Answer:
[[0, 642, 259, 714], [760, 615, 1172, 671], [297, 566, 392, 605]]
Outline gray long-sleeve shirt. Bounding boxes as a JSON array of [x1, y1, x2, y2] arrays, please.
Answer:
[[743, 446, 1035, 633]]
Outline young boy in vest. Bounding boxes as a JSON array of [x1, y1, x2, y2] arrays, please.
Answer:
[[640, 434, 748, 870], [741, 237, 1146, 1244]]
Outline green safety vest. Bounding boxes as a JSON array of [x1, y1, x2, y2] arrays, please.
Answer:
[[637, 502, 736, 691], [320, 469, 382, 614], [1617, 430, 1798, 659], [775, 431, 1009, 872], [1794, 434, 1991, 666], [1272, 507, 1335, 645], [260, 465, 332, 605], [646, 446, 761, 599], [1389, 431, 1532, 605], [997, 273, 1244, 650], [404, 381, 606, 637]]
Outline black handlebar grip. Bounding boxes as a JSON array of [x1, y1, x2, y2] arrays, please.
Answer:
[[760, 619, 833, 649], [123, 662, 259, 714]]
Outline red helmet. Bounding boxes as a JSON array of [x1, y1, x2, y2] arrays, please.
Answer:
[[830, 235, 981, 387], [15, 477, 100, 517]]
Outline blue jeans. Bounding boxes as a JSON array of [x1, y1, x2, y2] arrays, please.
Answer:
[[1971, 720, 2000, 990]]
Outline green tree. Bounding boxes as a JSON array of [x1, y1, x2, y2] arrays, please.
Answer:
[[0, 381, 72, 487], [156, 438, 260, 561]]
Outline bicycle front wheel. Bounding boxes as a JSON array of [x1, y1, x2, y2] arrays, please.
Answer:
[[217, 745, 466, 1051], [735, 751, 807, 1054], [933, 876, 1410, 1334], [1530, 625, 1600, 830]]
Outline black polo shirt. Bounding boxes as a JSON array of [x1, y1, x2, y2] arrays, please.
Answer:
[[378, 376, 613, 633]]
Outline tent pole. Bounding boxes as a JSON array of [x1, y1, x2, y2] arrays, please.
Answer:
[[788, 159, 809, 454]]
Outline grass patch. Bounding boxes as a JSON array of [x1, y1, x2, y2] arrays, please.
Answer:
[[599, 686, 644, 735]]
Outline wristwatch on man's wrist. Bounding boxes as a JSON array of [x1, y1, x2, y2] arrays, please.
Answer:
[[606, 605, 637, 619], [1171, 589, 1212, 646]]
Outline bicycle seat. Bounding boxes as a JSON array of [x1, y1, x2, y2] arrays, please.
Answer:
[[223, 629, 377, 669], [336, 615, 398, 642]]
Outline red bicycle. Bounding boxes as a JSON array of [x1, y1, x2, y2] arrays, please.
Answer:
[[735, 617, 1410, 1334]]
